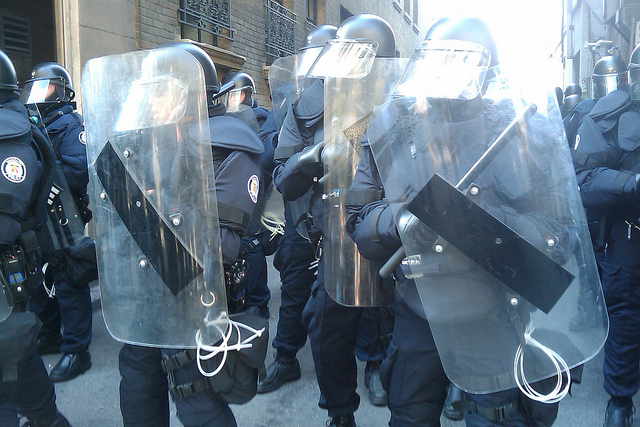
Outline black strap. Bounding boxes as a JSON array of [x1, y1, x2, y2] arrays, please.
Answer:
[[344, 188, 383, 205], [464, 400, 519, 422], [274, 143, 305, 162], [217, 202, 251, 231], [612, 171, 634, 194], [367, 205, 385, 244]]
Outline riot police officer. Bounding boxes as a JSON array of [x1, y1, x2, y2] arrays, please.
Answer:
[[257, 24, 337, 396], [0, 49, 71, 427], [593, 55, 628, 100], [575, 43, 640, 427], [271, 14, 396, 426], [220, 70, 273, 319], [347, 17, 586, 426], [115, 41, 265, 427], [19, 62, 94, 383]]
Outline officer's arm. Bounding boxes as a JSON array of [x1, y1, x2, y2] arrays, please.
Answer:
[[577, 166, 639, 210], [55, 120, 89, 192], [346, 146, 402, 262], [215, 152, 259, 265]]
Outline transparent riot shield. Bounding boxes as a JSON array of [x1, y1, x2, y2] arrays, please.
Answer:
[[225, 104, 260, 133], [323, 58, 407, 306], [0, 286, 11, 323], [268, 54, 317, 129], [269, 54, 320, 241], [367, 53, 606, 392], [82, 48, 227, 348]]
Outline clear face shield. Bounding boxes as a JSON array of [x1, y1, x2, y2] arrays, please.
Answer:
[[393, 39, 491, 101], [115, 76, 188, 131], [629, 66, 640, 101], [223, 87, 252, 113], [593, 72, 627, 99], [19, 78, 67, 105], [296, 46, 324, 77], [307, 39, 379, 79]]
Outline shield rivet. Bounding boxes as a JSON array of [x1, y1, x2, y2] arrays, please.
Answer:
[[139, 259, 148, 268]]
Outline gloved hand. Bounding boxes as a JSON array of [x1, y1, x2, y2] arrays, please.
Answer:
[[294, 142, 324, 177]]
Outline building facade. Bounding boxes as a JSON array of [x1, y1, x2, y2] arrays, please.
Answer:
[[562, 0, 640, 96], [2, 0, 429, 110]]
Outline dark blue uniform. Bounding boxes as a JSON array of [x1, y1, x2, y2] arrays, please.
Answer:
[[240, 104, 275, 314], [0, 99, 69, 426], [119, 110, 264, 427], [29, 103, 93, 356], [274, 79, 387, 419], [575, 104, 640, 402], [346, 97, 564, 426]]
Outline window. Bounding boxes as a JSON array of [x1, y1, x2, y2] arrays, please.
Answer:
[[307, 0, 318, 25], [178, 0, 234, 47]]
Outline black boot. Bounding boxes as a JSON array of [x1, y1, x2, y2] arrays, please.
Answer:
[[442, 384, 465, 421], [364, 361, 387, 406], [26, 411, 71, 427], [49, 351, 91, 383], [604, 396, 634, 427], [569, 290, 600, 332], [257, 351, 301, 393], [327, 414, 355, 427]]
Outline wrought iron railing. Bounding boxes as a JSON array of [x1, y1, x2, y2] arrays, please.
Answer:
[[264, 0, 296, 61], [178, 0, 234, 43], [305, 17, 316, 34]]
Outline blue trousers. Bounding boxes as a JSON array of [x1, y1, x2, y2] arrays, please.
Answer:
[[242, 239, 270, 310], [29, 275, 92, 354], [119, 344, 236, 427], [0, 348, 58, 427]]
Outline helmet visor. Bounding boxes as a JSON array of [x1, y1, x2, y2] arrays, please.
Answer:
[[393, 39, 491, 100], [223, 89, 246, 112], [593, 73, 627, 99], [115, 76, 188, 131], [630, 66, 640, 101], [19, 78, 66, 104], [307, 39, 378, 79], [296, 46, 323, 77]]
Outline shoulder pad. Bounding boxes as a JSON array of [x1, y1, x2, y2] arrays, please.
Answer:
[[293, 79, 324, 121], [209, 116, 264, 155], [589, 90, 631, 121], [618, 110, 640, 152], [0, 102, 31, 145]]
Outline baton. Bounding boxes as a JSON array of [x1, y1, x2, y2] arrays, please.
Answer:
[[378, 103, 537, 278]]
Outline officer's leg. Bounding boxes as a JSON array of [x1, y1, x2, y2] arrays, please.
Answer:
[[257, 227, 316, 393], [383, 296, 448, 427], [119, 344, 169, 427], [355, 307, 393, 406], [272, 229, 316, 355], [303, 262, 362, 418], [0, 391, 19, 427], [162, 349, 237, 427], [55, 279, 92, 354], [11, 347, 69, 425], [28, 276, 62, 354], [243, 240, 270, 316]]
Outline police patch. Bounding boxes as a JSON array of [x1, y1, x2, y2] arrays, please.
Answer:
[[247, 174, 259, 204], [79, 130, 87, 145], [2, 157, 26, 183]]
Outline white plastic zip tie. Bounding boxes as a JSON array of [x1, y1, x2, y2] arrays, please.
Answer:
[[41, 263, 55, 298], [514, 323, 571, 404], [260, 212, 285, 240], [195, 313, 265, 377]]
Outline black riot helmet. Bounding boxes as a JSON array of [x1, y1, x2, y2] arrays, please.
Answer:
[[221, 71, 255, 108], [0, 49, 18, 103], [428, 17, 499, 67], [564, 83, 581, 97], [301, 24, 338, 51], [592, 55, 627, 99], [20, 62, 75, 113], [628, 44, 640, 101], [337, 14, 396, 58], [159, 41, 220, 107]]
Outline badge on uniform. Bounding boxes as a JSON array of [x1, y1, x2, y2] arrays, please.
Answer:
[[247, 174, 259, 204], [1, 157, 26, 183]]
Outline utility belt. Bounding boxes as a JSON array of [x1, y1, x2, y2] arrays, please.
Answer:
[[160, 311, 269, 405], [0, 231, 41, 306], [225, 256, 248, 315], [465, 399, 519, 422]]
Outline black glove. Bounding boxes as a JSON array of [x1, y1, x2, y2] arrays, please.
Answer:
[[294, 142, 324, 177]]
